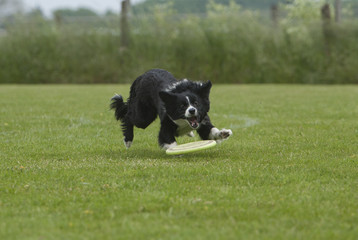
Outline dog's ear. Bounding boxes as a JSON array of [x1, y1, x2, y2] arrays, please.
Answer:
[[197, 80, 212, 98], [159, 91, 176, 104]]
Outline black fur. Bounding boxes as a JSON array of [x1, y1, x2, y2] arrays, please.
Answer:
[[110, 69, 232, 149], [110, 95, 127, 121]]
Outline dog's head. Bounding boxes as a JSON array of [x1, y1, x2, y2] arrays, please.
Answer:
[[159, 80, 212, 129]]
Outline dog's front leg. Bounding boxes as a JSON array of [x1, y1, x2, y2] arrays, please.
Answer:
[[197, 115, 233, 143], [158, 116, 178, 150]]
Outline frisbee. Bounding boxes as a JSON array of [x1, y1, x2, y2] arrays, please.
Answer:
[[166, 140, 217, 155]]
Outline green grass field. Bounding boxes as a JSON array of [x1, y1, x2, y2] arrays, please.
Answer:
[[1, 85, 357, 239]]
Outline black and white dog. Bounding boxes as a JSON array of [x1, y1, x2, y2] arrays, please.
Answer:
[[110, 69, 232, 150]]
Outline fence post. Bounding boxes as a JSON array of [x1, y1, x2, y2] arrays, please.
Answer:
[[321, 4, 332, 56], [271, 4, 279, 27], [120, 0, 130, 50], [321, 4, 331, 22], [334, 0, 341, 23], [55, 12, 62, 28]]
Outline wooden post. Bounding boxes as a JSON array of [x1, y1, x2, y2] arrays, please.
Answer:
[[321, 4, 331, 21], [120, 0, 130, 50], [334, 0, 341, 23], [54, 12, 62, 28], [321, 4, 332, 56], [271, 4, 279, 27], [126, 0, 131, 12]]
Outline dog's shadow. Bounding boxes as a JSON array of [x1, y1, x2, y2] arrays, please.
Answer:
[[101, 146, 223, 162]]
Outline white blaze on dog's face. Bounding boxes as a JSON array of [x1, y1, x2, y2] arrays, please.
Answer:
[[159, 80, 212, 130], [184, 96, 199, 128], [184, 96, 197, 116]]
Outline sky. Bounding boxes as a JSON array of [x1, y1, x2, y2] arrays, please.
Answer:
[[23, 0, 143, 16]]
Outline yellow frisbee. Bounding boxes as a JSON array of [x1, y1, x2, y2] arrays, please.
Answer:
[[166, 140, 217, 155]]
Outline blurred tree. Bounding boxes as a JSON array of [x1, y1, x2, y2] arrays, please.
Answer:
[[27, 7, 44, 18], [53, 8, 98, 18], [0, 0, 23, 17], [132, 0, 287, 14], [348, 0, 358, 17], [105, 10, 118, 17]]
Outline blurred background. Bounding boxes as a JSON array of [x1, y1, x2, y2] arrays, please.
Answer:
[[0, 0, 357, 84]]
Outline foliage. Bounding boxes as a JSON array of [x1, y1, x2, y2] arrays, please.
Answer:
[[132, 0, 288, 14], [282, 0, 325, 22], [0, 1, 358, 84], [207, 0, 242, 16], [133, 0, 209, 14], [53, 7, 98, 17], [1, 85, 358, 239]]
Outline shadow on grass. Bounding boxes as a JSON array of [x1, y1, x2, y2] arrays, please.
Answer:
[[100, 147, 224, 162]]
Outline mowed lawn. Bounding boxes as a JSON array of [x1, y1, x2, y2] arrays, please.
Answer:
[[1, 84, 357, 240]]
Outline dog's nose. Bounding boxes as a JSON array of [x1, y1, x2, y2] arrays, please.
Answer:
[[189, 108, 196, 115]]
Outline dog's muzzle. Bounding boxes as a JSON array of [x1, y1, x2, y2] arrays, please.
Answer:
[[185, 107, 199, 129], [186, 116, 199, 129]]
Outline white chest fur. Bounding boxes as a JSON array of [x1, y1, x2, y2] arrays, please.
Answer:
[[173, 119, 193, 136]]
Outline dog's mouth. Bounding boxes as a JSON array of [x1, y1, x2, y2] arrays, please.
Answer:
[[186, 116, 199, 129]]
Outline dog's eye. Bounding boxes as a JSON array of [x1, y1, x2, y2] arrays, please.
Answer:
[[193, 101, 198, 107]]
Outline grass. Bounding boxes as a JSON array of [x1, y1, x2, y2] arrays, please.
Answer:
[[0, 84, 357, 239]]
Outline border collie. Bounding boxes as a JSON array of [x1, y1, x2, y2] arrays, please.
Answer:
[[110, 69, 232, 150]]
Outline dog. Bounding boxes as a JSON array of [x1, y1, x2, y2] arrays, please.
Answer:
[[110, 69, 232, 150]]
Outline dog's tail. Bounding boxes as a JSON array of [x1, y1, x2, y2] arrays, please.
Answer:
[[110, 94, 127, 121]]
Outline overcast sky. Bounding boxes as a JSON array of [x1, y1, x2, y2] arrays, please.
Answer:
[[23, 0, 143, 16]]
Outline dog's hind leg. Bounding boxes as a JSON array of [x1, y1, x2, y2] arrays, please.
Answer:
[[122, 121, 134, 149]]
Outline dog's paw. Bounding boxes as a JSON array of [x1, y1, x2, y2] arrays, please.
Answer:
[[187, 131, 195, 137], [219, 129, 232, 139], [162, 142, 177, 150], [209, 128, 233, 143], [123, 140, 132, 149]]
